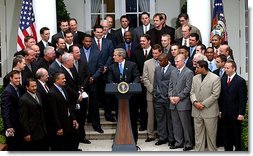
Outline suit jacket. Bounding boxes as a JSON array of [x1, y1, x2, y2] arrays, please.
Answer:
[[91, 38, 114, 67], [107, 60, 140, 83], [104, 33, 117, 48], [134, 24, 155, 43], [73, 59, 89, 90], [142, 58, 157, 101], [37, 40, 53, 58], [46, 85, 75, 135], [213, 68, 226, 78], [134, 48, 153, 75], [73, 31, 86, 46], [146, 26, 175, 46], [33, 57, 52, 71], [190, 72, 221, 118], [175, 24, 202, 41], [113, 27, 135, 47], [18, 92, 47, 140], [153, 64, 176, 103], [219, 74, 247, 118], [1, 84, 21, 130], [168, 66, 194, 111], [116, 41, 139, 62]]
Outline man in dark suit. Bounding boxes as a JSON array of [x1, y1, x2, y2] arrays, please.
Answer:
[[68, 18, 87, 46], [37, 27, 53, 58], [14, 36, 36, 57], [48, 50, 64, 86], [113, 15, 135, 47], [134, 12, 154, 43], [168, 54, 194, 151], [80, 34, 108, 129], [22, 48, 37, 85], [19, 78, 48, 151], [219, 60, 247, 151], [46, 72, 80, 151], [134, 34, 153, 131], [91, 25, 114, 121], [105, 15, 115, 34], [51, 19, 69, 48], [100, 19, 117, 47], [146, 13, 175, 47], [116, 31, 139, 62], [153, 53, 176, 146], [1, 70, 23, 151], [213, 54, 227, 78], [178, 45, 194, 72], [107, 48, 140, 143], [175, 25, 191, 47]]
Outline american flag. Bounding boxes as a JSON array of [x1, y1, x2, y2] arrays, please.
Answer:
[[210, 0, 228, 44], [17, 0, 37, 51]]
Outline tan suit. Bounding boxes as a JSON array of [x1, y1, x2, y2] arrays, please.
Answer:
[[143, 58, 157, 138], [190, 72, 221, 151]]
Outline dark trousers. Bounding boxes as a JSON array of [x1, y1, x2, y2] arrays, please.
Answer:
[[137, 84, 147, 129], [74, 99, 88, 140], [23, 138, 49, 151], [223, 115, 242, 151], [88, 91, 102, 130]]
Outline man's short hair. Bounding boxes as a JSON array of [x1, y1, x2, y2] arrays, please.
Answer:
[[197, 60, 209, 71], [40, 27, 50, 35], [12, 55, 24, 68]]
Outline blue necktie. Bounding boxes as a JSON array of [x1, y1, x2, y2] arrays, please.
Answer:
[[119, 63, 123, 77]]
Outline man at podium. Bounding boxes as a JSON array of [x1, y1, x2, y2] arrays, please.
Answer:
[[107, 48, 140, 143]]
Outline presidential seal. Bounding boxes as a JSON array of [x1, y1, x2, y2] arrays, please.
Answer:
[[117, 81, 129, 94]]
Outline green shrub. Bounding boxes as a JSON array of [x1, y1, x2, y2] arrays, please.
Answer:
[[241, 103, 248, 151]]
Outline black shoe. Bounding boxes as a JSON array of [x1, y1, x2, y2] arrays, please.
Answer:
[[145, 137, 155, 142], [106, 117, 116, 122], [139, 126, 147, 131], [170, 145, 183, 149], [77, 149, 82, 151], [183, 146, 193, 151], [80, 138, 91, 144], [168, 142, 175, 146], [155, 140, 167, 145], [95, 128, 104, 133], [136, 146, 141, 151]]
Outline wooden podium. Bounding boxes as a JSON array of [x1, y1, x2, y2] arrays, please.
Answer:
[[105, 82, 142, 151]]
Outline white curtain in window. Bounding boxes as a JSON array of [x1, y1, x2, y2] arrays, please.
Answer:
[[139, 0, 149, 12], [91, 0, 102, 27]]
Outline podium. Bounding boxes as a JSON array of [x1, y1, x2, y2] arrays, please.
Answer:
[[105, 82, 142, 151]]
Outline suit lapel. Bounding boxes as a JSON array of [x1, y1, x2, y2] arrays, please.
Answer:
[[199, 72, 210, 88]]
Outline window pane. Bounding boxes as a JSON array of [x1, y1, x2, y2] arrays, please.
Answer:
[[126, 0, 137, 12], [126, 14, 137, 28], [91, 0, 102, 13], [104, 0, 115, 12], [138, 0, 150, 12], [91, 14, 101, 28]]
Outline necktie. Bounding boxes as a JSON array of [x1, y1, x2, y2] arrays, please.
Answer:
[[46, 42, 49, 47], [161, 67, 165, 78], [144, 26, 147, 34], [44, 84, 49, 93], [216, 49, 219, 55], [227, 77, 231, 86], [209, 62, 213, 71], [184, 39, 187, 46], [60, 88, 67, 100], [177, 69, 180, 78], [16, 88, 20, 98], [34, 94, 40, 103], [219, 69, 223, 78], [74, 60, 78, 72], [119, 63, 123, 76], [127, 44, 131, 58], [144, 50, 148, 58], [97, 39, 101, 50]]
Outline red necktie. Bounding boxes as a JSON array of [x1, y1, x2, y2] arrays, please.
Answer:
[[227, 77, 231, 86], [97, 39, 101, 50], [127, 44, 131, 58]]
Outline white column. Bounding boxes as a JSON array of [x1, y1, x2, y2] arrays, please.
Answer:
[[33, 0, 57, 41], [187, 0, 211, 46]]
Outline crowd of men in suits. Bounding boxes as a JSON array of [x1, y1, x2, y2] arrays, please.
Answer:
[[0, 11, 247, 151]]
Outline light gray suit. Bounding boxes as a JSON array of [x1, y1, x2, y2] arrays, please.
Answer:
[[175, 24, 202, 41], [168, 66, 194, 148], [134, 24, 154, 43], [190, 72, 221, 151], [143, 58, 157, 138], [153, 63, 176, 142]]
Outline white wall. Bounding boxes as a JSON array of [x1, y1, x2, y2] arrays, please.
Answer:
[[156, 0, 181, 28], [64, 0, 86, 32]]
